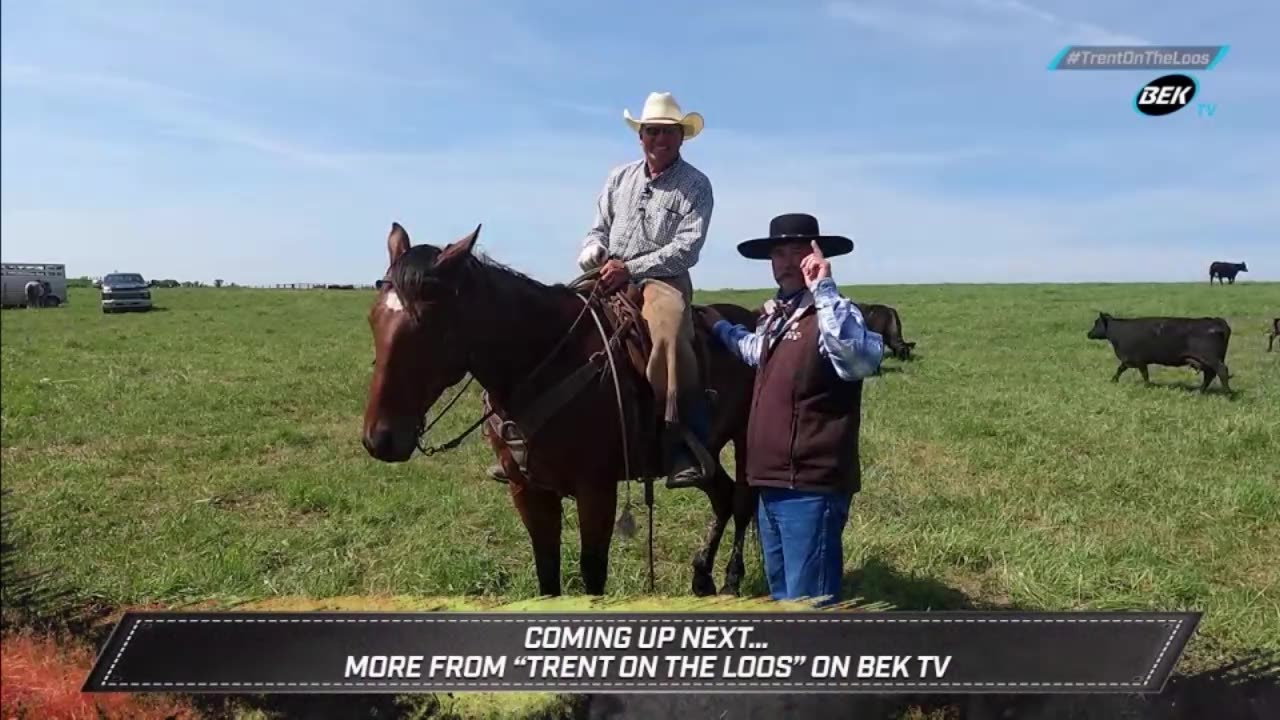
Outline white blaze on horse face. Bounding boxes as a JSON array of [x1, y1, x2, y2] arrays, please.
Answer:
[[383, 292, 404, 313]]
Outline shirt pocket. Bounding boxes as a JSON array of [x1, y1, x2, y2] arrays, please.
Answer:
[[645, 193, 690, 242]]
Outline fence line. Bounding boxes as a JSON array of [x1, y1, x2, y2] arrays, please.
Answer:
[[236, 283, 375, 290]]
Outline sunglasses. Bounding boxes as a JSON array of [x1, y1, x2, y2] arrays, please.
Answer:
[[642, 125, 682, 138]]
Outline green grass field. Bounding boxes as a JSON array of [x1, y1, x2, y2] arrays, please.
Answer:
[[3, 282, 1278, 674]]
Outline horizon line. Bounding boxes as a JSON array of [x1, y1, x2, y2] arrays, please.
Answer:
[[50, 280, 1280, 291]]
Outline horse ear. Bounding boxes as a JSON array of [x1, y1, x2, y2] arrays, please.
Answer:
[[434, 224, 482, 272], [388, 222, 411, 265]]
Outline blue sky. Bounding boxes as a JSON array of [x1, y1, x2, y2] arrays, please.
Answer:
[[2, 0, 1276, 288]]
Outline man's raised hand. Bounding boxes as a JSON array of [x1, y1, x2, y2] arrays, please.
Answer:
[[801, 240, 831, 287]]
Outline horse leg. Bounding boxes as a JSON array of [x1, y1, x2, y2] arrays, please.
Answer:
[[576, 480, 617, 596], [721, 440, 755, 597], [691, 463, 734, 597], [509, 482, 562, 597]]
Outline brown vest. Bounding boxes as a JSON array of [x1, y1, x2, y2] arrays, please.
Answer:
[[745, 306, 863, 495]]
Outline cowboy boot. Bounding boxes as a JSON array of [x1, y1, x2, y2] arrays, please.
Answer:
[[665, 394, 712, 489], [487, 464, 509, 483]]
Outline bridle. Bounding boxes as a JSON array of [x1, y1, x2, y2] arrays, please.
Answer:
[[400, 268, 656, 591], [411, 274, 607, 458]]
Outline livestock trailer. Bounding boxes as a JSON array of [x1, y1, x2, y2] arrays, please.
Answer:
[[1, 262, 68, 308]]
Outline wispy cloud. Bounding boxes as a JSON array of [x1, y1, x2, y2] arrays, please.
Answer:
[[4, 124, 1275, 286], [61, 2, 459, 94], [1, 1, 1274, 286], [153, 111, 350, 169], [550, 101, 617, 118], [820, 147, 999, 170], [963, 0, 1148, 45], [826, 0, 1147, 48], [0, 62, 204, 103], [1, 63, 347, 169], [826, 3, 982, 48]]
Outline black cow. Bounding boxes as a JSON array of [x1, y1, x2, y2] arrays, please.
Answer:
[[1209, 261, 1248, 285], [1268, 318, 1279, 352], [856, 303, 916, 361], [1087, 313, 1232, 393]]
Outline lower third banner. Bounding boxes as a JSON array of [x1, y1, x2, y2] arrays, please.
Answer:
[[83, 611, 1199, 694]]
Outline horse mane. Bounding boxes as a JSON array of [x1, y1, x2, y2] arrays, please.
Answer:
[[389, 243, 578, 311]]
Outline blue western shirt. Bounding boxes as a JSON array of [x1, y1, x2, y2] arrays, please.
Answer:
[[711, 278, 883, 381]]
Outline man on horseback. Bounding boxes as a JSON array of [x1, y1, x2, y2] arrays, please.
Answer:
[[477, 92, 713, 493], [577, 91, 714, 490], [486, 91, 714, 490]]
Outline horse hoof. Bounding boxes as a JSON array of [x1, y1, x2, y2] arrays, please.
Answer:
[[719, 581, 743, 597], [692, 574, 716, 597]]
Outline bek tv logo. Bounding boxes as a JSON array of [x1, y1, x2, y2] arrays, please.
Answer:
[[1134, 74, 1198, 116]]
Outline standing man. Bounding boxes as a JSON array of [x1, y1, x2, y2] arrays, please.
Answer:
[[24, 279, 43, 309], [578, 90, 716, 489], [698, 213, 883, 604]]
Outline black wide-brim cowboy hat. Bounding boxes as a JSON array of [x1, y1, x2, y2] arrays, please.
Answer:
[[737, 213, 854, 260]]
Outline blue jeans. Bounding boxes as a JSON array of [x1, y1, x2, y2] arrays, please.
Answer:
[[756, 487, 851, 605]]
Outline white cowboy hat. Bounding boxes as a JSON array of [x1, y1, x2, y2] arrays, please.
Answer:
[[623, 92, 704, 140]]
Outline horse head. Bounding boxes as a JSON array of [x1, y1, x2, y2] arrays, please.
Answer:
[[362, 221, 481, 462]]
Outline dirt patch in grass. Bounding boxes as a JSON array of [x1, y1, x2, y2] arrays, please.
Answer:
[[3, 594, 1279, 719], [1, 628, 199, 719]]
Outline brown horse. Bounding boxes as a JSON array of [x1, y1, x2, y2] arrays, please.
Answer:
[[362, 222, 759, 597]]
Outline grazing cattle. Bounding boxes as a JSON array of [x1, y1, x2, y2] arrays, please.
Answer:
[[1209, 261, 1248, 285], [1086, 313, 1232, 393], [1268, 318, 1279, 352], [856, 303, 916, 361]]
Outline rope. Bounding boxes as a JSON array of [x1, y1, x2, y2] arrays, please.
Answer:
[[415, 278, 603, 456], [579, 296, 631, 490], [579, 293, 653, 592], [411, 270, 655, 590]]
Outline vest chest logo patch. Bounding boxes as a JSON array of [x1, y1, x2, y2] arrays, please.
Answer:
[[783, 327, 803, 342]]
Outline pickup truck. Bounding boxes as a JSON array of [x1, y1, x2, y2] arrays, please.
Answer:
[[100, 272, 153, 313]]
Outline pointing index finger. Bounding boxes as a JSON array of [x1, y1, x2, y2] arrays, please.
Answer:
[[810, 240, 824, 259]]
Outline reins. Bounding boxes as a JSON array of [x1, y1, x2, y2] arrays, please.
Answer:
[[408, 267, 658, 592], [414, 269, 604, 457]]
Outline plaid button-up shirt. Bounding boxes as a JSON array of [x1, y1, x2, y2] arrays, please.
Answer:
[[711, 279, 884, 381], [582, 155, 714, 281]]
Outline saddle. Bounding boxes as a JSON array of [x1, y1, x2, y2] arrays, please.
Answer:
[[481, 272, 716, 490]]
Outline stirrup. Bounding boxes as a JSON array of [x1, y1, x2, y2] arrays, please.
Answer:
[[666, 463, 705, 489], [498, 420, 533, 476], [663, 426, 715, 490], [684, 423, 717, 482], [483, 414, 531, 484]]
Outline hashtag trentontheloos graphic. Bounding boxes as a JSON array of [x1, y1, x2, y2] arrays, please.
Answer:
[[1049, 45, 1228, 71]]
